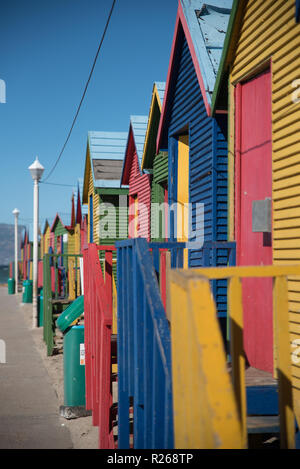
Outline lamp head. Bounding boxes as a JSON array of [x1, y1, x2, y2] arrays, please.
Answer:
[[28, 156, 44, 182], [12, 208, 20, 217]]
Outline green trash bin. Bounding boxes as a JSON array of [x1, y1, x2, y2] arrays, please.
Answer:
[[22, 280, 33, 303], [56, 295, 84, 332], [38, 288, 44, 327], [63, 325, 85, 407], [56, 296, 88, 417], [8, 278, 15, 295]]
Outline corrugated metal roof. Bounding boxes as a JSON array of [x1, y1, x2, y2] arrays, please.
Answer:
[[130, 116, 148, 166], [88, 131, 128, 161], [87, 131, 128, 189], [155, 81, 166, 107], [141, 82, 166, 170], [120, 115, 149, 186], [180, 0, 233, 98]]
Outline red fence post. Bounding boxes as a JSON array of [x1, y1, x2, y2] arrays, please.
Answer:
[[83, 247, 92, 411], [83, 244, 116, 448]]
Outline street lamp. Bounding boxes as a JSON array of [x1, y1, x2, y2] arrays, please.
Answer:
[[12, 208, 20, 294], [28, 156, 44, 328]]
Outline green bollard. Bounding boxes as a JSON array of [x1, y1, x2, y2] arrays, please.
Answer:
[[22, 280, 33, 303], [38, 288, 44, 327], [8, 278, 15, 295], [63, 325, 86, 407]]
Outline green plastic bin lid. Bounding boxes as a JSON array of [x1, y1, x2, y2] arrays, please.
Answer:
[[56, 295, 84, 333]]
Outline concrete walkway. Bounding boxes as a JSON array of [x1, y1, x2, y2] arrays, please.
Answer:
[[0, 287, 73, 449]]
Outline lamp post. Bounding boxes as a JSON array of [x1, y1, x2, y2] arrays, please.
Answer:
[[28, 156, 44, 328], [12, 208, 20, 293]]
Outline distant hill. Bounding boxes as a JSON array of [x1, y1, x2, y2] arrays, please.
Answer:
[[0, 223, 25, 266]]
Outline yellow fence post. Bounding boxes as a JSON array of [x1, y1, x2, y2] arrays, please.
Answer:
[[112, 275, 117, 335], [274, 276, 295, 449], [228, 276, 247, 449], [68, 257, 75, 301], [170, 271, 243, 449], [168, 264, 300, 448], [169, 272, 191, 447]]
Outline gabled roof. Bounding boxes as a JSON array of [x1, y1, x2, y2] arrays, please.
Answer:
[[42, 219, 50, 235], [211, 0, 245, 115], [50, 214, 66, 233], [82, 131, 128, 203], [70, 193, 75, 228], [157, 0, 232, 151], [120, 115, 148, 186], [50, 213, 74, 234], [182, 0, 233, 96], [20, 228, 27, 249], [141, 82, 166, 171], [155, 82, 166, 106], [76, 184, 82, 225], [212, 0, 300, 113]]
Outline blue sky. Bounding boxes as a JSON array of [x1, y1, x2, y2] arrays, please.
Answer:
[[0, 0, 177, 235]]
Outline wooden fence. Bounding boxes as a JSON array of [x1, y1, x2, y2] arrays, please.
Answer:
[[116, 239, 187, 449], [83, 244, 116, 449], [169, 264, 300, 449], [43, 253, 82, 356]]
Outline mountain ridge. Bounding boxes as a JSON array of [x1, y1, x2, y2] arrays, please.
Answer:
[[0, 223, 26, 266]]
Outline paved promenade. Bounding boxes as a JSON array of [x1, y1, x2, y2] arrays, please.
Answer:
[[0, 286, 72, 449]]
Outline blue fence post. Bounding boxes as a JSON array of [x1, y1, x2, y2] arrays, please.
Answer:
[[118, 239, 210, 449], [136, 238, 174, 448], [117, 244, 130, 449], [151, 245, 160, 279], [127, 246, 134, 400], [229, 244, 236, 266], [132, 239, 146, 448]]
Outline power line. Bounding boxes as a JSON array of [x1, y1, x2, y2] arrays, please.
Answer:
[[42, 0, 117, 183], [41, 181, 75, 188]]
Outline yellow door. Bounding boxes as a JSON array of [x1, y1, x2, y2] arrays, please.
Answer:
[[177, 134, 189, 267]]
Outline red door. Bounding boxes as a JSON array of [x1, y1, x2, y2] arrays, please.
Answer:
[[235, 69, 273, 373]]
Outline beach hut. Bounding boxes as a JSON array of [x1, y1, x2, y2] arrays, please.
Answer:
[[49, 206, 76, 297], [50, 213, 73, 257], [81, 214, 88, 253], [38, 220, 50, 288], [156, 0, 233, 320], [20, 229, 26, 280], [82, 131, 129, 247], [21, 229, 33, 281], [141, 82, 168, 242], [120, 116, 150, 240], [41, 220, 50, 259], [74, 184, 83, 253], [211, 0, 300, 376]]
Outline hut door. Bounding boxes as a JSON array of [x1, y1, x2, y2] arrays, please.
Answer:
[[177, 134, 189, 268], [134, 196, 139, 237], [129, 195, 139, 238], [235, 69, 273, 373]]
